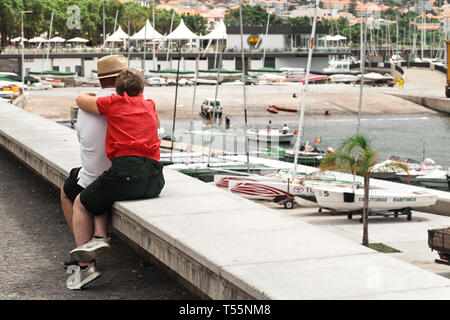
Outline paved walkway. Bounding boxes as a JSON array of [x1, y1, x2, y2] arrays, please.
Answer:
[[262, 202, 450, 280], [0, 148, 196, 300]]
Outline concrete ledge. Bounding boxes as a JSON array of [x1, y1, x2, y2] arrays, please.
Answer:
[[389, 93, 450, 115], [1, 101, 450, 299]]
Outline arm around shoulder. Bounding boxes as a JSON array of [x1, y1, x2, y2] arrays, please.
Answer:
[[76, 94, 100, 115]]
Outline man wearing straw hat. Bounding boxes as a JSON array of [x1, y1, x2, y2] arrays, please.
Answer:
[[60, 54, 127, 288]]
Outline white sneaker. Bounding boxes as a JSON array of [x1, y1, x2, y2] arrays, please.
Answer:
[[66, 264, 101, 290], [70, 237, 111, 263]]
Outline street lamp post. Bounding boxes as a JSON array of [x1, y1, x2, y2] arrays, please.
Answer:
[[21, 10, 33, 90]]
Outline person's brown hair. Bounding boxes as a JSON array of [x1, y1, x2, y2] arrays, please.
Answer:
[[115, 68, 145, 97]]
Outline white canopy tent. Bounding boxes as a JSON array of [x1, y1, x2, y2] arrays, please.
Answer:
[[201, 20, 227, 40], [28, 37, 48, 43], [166, 19, 200, 49], [106, 25, 129, 42], [165, 19, 199, 40], [67, 37, 89, 43], [49, 36, 66, 43], [11, 37, 28, 43], [130, 19, 164, 40], [319, 35, 347, 41], [319, 35, 347, 48]]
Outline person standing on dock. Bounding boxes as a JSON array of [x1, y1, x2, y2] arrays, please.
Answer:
[[60, 54, 128, 288], [267, 120, 272, 135], [68, 68, 164, 290]]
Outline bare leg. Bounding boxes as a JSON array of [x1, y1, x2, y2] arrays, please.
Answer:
[[72, 195, 94, 266], [60, 188, 74, 233], [93, 212, 110, 238]]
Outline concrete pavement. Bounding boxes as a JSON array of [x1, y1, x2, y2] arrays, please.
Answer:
[[262, 202, 450, 280]]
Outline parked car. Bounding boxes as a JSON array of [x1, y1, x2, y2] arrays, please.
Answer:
[[201, 98, 222, 119], [167, 78, 193, 86], [147, 77, 167, 86]]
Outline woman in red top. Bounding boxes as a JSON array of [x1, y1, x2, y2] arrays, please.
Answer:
[[68, 69, 165, 277]]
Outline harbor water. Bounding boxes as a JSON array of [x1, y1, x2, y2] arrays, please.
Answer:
[[161, 113, 450, 169]]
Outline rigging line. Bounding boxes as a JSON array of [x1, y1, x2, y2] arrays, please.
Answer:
[[170, 45, 182, 162], [292, 0, 320, 180], [111, 10, 119, 55], [239, 0, 250, 173], [207, 39, 225, 167], [166, 10, 175, 62]]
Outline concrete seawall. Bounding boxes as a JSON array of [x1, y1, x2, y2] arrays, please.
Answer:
[[1, 101, 450, 299], [388, 93, 450, 115]]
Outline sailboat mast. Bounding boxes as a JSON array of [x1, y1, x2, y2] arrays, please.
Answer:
[[396, 15, 399, 53], [357, 5, 367, 134], [103, 0, 106, 46], [170, 45, 182, 161], [152, 0, 157, 70], [292, 0, 320, 179], [262, 9, 271, 67], [143, 21, 147, 71], [421, 13, 425, 60], [46, 10, 54, 61], [207, 41, 224, 166], [239, 0, 250, 172], [166, 10, 175, 61], [111, 10, 119, 54], [128, 20, 131, 66]]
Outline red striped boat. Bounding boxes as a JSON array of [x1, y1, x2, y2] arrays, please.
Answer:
[[228, 180, 314, 200]]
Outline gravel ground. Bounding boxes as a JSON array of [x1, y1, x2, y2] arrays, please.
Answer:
[[0, 147, 197, 300]]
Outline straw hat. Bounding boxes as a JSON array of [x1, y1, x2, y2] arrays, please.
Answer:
[[97, 54, 128, 79]]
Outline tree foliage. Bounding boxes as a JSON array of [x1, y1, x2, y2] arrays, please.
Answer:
[[224, 5, 283, 26], [0, 0, 209, 46]]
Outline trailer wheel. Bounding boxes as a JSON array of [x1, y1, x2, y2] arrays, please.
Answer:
[[359, 217, 363, 223], [407, 213, 412, 221], [331, 211, 336, 216], [318, 208, 322, 213], [347, 214, 353, 220], [284, 200, 294, 209], [394, 211, 399, 218]]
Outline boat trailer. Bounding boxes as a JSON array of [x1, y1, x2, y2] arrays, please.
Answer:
[[273, 195, 295, 209], [319, 207, 413, 223], [428, 227, 450, 266]]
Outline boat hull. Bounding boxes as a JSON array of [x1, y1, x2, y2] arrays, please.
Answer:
[[213, 174, 281, 190], [416, 178, 449, 191], [282, 151, 323, 166], [247, 130, 294, 143], [228, 180, 314, 200], [313, 186, 437, 211]]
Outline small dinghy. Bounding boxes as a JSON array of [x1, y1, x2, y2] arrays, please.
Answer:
[[267, 105, 278, 114]]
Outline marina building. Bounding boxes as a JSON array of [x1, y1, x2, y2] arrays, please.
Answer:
[[0, 25, 349, 77]]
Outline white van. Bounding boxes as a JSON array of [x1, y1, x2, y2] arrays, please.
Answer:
[[201, 98, 222, 119]]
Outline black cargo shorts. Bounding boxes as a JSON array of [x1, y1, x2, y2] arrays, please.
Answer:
[[63, 167, 84, 202], [79, 156, 165, 216]]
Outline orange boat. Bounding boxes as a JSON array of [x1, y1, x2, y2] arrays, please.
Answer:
[[273, 105, 297, 112], [267, 105, 278, 114]]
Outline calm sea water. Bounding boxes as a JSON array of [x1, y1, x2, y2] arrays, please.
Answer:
[[161, 113, 450, 169]]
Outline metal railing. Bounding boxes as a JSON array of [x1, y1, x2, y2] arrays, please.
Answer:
[[2, 46, 351, 56]]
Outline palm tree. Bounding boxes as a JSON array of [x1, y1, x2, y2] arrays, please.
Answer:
[[319, 133, 409, 246]]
